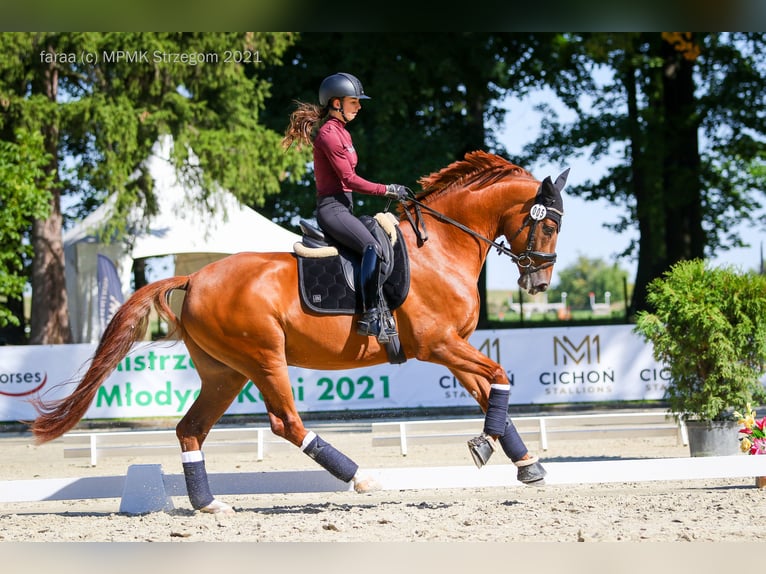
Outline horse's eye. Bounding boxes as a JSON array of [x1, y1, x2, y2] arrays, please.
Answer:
[[542, 224, 556, 236]]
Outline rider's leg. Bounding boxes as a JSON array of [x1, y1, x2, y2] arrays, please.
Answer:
[[316, 194, 386, 338], [357, 244, 383, 337]]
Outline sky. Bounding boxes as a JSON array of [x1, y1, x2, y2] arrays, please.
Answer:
[[485, 92, 765, 292]]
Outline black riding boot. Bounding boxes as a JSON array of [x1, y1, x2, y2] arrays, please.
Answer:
[[357, 245, 383, 337]]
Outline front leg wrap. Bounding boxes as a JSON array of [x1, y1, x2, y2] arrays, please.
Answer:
[[301, 431, 359, 482], [498, 417, 528, 462], [483, 384, 511, 436], [468, 384, 510, 468], [498, 417, 547, 485], [181, 451, 215, 509]]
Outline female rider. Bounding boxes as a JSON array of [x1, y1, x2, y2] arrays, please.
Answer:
[[282, 72, 408, 339]]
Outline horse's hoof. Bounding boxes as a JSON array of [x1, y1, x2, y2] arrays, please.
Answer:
[[199, 499, 236, 515], [514, 456, 547, 486], [353, 473, 382, 493], [467, 434, 495, 469]]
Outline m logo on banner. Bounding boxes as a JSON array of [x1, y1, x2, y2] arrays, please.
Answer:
[[553, 335, 600, 366]]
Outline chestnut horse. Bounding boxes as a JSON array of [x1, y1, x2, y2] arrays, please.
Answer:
[[32, 151, 566, 514]]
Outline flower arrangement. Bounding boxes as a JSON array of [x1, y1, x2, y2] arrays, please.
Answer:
[[734, 404, 766, 455]]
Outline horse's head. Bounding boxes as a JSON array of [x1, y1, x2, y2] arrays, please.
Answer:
[[411, 152, 566, 295], [507, 169, 567, 295]]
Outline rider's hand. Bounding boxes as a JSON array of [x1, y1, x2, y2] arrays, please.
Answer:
[[385, 184, 410, 200]]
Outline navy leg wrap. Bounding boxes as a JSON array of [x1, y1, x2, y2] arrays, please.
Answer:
[[483, 384, 510, 436], [498, 418, 529, 462], [301, 432, 359, 483], [181, 452, 215, 510]]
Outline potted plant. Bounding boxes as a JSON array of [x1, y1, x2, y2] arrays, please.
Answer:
[[634, 259, 766, 456]]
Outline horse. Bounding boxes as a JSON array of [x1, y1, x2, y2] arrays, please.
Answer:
[[31, 150, 567, 515]]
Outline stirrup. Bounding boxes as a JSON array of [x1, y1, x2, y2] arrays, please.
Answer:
[[357, 309, 382, 337], [376, 309, 398, 344]]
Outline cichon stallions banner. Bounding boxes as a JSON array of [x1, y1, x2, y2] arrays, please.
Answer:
[[0, 325, 679, 422]]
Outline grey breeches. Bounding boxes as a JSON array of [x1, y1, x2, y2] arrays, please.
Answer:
[[316, 193, 380, 256]]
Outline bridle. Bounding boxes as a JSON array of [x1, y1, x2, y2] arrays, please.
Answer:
[[394, 194, 562, 276]]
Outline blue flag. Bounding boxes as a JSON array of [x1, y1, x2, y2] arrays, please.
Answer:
[[97, 254, 124, 330]]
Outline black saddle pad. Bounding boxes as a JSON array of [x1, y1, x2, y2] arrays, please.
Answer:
[[297, 226, 410, 315]]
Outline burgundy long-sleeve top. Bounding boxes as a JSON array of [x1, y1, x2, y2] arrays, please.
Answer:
[[313, 117, 386, 197]]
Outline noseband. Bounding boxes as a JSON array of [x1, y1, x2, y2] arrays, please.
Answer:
[[398, 196, 561, 276]]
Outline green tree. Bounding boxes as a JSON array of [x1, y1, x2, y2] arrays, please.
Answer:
[[0, 130, 51, 336], [549, 255, 629, 310], [520, 32, 766, 316], [0, 32, 303, 344], [260, 33, 550, 220]]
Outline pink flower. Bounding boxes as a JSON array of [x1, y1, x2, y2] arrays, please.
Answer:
[[735, 407, 766, 455], [751, 437, 766, 455]]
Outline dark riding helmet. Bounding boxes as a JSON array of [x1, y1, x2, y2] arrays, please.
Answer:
[[318, 73, 371, 107]]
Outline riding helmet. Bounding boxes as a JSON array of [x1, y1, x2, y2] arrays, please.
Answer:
[[318, 73, 371, 107]]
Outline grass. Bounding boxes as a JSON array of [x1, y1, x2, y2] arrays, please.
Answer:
[[487, 289, 627, 325]]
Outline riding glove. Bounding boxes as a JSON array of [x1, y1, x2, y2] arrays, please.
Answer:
[[385, 184, 410, 200]]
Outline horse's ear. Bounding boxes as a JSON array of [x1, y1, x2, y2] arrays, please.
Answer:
[[538, 170, 567, 207], [536, 169, 567, 228]]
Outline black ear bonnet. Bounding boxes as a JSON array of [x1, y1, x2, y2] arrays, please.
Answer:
[[532, 168, 568, 230]]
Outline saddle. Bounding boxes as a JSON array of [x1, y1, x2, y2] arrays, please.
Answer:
[[293, 213, 410, 365], [294, 212, 410, 315]]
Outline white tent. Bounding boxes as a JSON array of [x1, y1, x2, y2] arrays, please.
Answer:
[[64, 139, 301, 343]]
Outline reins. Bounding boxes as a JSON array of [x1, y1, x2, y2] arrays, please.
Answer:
[[392, 194, 558, 274]]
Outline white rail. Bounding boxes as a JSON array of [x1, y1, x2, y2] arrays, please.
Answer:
[[371, 412, 688, 456], [62, 426, 291, 466]]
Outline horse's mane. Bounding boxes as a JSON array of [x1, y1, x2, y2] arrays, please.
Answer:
[[416, 151, 534, 203]]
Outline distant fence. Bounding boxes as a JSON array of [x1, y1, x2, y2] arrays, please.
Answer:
[[62, 426, 292, 466], [371, 411, 688, 456], [53, 410, 689, 466]]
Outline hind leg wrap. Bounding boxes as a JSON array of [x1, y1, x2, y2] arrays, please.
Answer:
[[301, 431, 359, 482], [181, 451, 215, 509], [483, 384, 510, 436]]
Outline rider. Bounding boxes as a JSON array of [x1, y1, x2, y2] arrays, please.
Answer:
[[282, 72, 408, 339]]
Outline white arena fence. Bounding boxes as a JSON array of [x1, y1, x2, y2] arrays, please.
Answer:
[[58, 410, 686, 465], [61, 426, 292, 466], [371, 411, 689, 456]]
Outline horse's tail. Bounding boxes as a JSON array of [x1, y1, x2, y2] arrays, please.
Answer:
[[30, 276, 190, 444]]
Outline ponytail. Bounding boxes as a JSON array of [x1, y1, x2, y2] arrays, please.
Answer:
[[282, 100, 327, 151]]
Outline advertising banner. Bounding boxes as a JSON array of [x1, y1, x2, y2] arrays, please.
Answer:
[[0, 325, 673, 422]]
